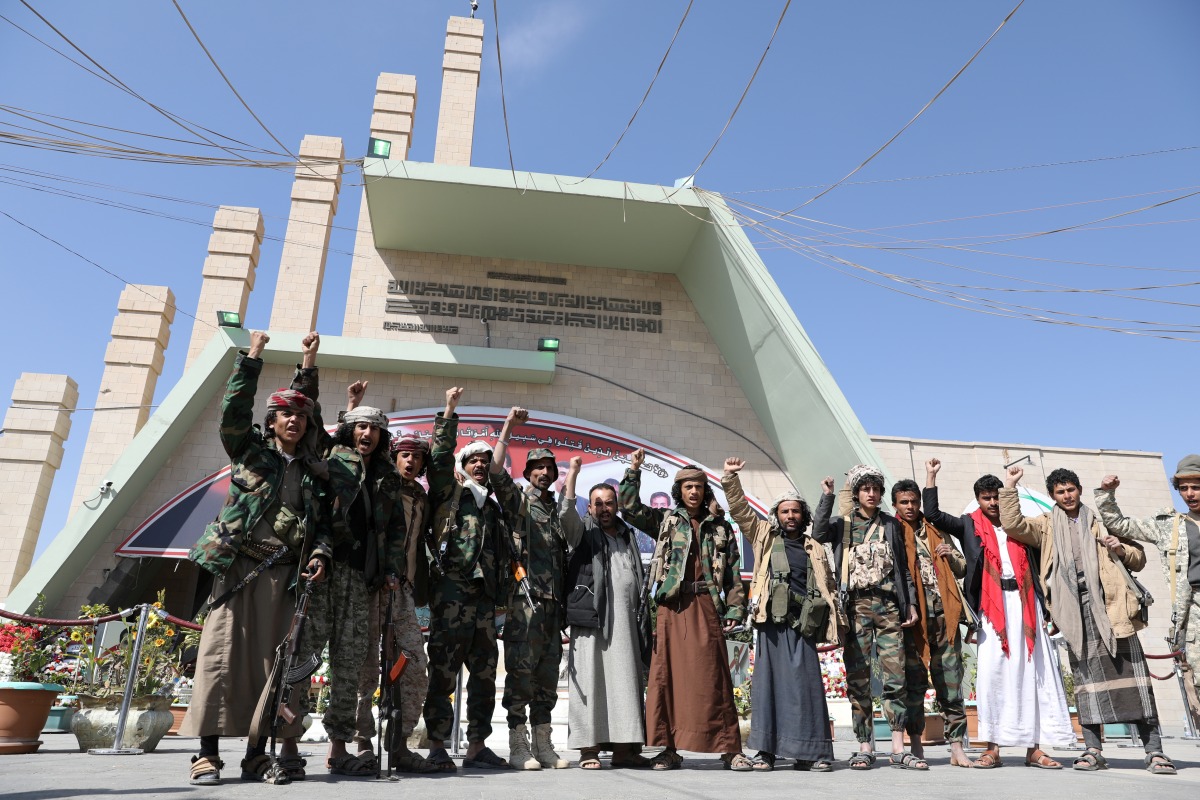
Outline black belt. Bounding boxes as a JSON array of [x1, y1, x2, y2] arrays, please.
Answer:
[[1000, 577, 1019, 591], [679, 580, 709, 596]]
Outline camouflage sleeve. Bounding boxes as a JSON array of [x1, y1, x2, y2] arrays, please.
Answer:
[[489, 466, 527, 529], [720, 473, 770, 549], [308, 481, 335, 563], [384, 474, 407, 579], [289, 365, 332, 453], [219, 352, 263, 459], [1094, 489, 1166, 545], [619, 467, 662, 533], [427, 413, 459, 508], [723, 532, 746, 621]]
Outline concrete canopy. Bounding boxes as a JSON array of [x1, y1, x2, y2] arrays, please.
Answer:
[[363, 158, 885, 493]]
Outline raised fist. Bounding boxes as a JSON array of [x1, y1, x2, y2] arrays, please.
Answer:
[[445, 387, 465, 410], [630, 448, 645, 471], [568, 456, 583, 472], [1005, 465, 1023, 488], [508, 406, 529, 425], [724, 457, 745, 474], [301, 331, 320, 355], [346, 380, 368, 409], [926, 458, 941, 476], [1100, 474, 1120, 492], [248, 331, 270, 358], [821, 476, 835, 496]]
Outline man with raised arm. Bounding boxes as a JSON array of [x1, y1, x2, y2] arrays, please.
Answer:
[[811, 465, 920, 771], [721, 457, 838, 772], [182, 331, 333, 786], [490, 407, 570, 770], [559, 456, 651, 769], [1000, 464, 1174, 775], [1095, 457, 1200, 744], [421, 387, 511, 771], [619, 448, 748, 771], [922, 458, 1073, 769], [889, 475, 971, 768]]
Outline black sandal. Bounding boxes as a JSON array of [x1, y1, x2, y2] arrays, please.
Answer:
[[240, 754, 291, 785], [462, 747, 511, 770], [849, 751, 875, 770], [1073, 748, 1108, 772], [750, 752, 775, 771], [890, 751, 929, 771]]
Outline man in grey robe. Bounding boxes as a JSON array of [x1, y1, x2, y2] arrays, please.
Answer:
[[560, 457, 652, 769]]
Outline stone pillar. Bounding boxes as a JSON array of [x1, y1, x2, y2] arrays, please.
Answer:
[[371, 73, 418, 161], [267, 135, 345, 334], [185, 206, 263, 368], [0, 374, 79, 599], [433, 16, 484, 166], [69, 285, 175, 513]]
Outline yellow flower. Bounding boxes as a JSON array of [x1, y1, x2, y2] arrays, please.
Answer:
[[373, 688, 381, 699], [70, 631, 83, 642], [164, 628, 175, 637], [153, 602, 163, 609], [154, 638, 166, 647], [733, 687, 743, 697]]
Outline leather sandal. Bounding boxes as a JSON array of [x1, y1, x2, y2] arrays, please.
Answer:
[[973, 751, 1002, 769], [750, 752, 775, 771], [189, 755, 223, 786], [328, 753, 375, 777], [848, 751, 875, 770], [240, 754, 291, 785], [890, 751, 929, 771], [1145, 751, 1177, 775], [722, 752, 753, 771], [426, 747, 458, 773], [579, 748, 602, 770], [651, 749, 684, 771], [1072, 748, 1108, 772], [462, 747, 512, 770], [1024, 750, 1061, 770]]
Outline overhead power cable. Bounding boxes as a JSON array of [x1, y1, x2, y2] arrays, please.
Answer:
[[491, 0, 519, 188], [0, 210, 214, 330], [569, 0, 695, 183], [746, 0, 1026, 223]]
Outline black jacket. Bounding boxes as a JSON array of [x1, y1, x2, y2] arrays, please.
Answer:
[[563, 511, 645, 639], [812, 492, 917, 621], [921, 486, 1044, 615]]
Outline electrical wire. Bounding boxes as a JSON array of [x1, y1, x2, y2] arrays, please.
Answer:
[[724, 144, 1200, 195], [0, 210, 214, 330], [556, 363, 787, 472], [671, 0, 792, 192], [746, 0, 1026, 224], [568, 0, 695, 183], [491, 0, 519, 188], [169, 0, 316, 176]]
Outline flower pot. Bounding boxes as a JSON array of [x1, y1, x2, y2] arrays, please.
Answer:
[[904, 713, 945, 746], [738, 715, 752, 743], [71, 694, 173, 753], [43, 705, 76, 734], [167, 705, 187, 736], [0, 682, 63, 754], [963, 701, 982, 745]]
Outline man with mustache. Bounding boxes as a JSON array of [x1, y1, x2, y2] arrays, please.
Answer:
[[620, 449, 748, 771], [560, 456, 651, 770], [1095, 456, 1200, 752], [922, 460, 1073, 769], [183, 331, 333, 786], [490, 407, 570, 770], [421, 387, 510, 771], [1001, 465, 1174, 775]]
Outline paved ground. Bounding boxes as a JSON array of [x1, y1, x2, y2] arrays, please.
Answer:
[[6, 734, 1200, 800]]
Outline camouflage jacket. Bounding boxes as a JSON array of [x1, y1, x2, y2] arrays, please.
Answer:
[[427, 413, 507, 599], [619, 467, 746, 621], [187, 352, 334, 581], [492, 468, 568, 604], [1095, 488, 1196, 642], [325, 445, 407, 590]]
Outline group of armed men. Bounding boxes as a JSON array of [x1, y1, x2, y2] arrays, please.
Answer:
[[179, 331, 1200, 784]]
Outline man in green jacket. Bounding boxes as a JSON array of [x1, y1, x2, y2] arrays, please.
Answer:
[[182, 331, 333, 786], [421, 387, 511, 771]]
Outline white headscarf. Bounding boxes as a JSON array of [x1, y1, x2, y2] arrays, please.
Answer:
[[454, 440, 493, 509]]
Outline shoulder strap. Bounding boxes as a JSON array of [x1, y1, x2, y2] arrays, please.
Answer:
[[768, 532, 790, 576], [1171, 514, 1181, 606], [839, 514, 852, 591]]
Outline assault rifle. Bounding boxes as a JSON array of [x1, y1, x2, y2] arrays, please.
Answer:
[[376, 590, 414, 779], [250, 577, 321, 769], [423, 523, 446, 581], [1170, 613, 1200, 738], [506, 527, 537, 611]]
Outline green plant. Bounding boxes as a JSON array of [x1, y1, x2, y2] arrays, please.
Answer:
[[79, 590, 184, 698], [733, 679, 752, 718]]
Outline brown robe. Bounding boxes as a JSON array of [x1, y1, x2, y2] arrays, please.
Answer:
[[645, 523, 741, 753], [180, 461, 306, 738]]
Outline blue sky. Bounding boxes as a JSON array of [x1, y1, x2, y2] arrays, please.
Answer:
[[2, 1, 1198, 558]]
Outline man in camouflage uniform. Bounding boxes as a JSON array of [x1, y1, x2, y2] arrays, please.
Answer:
[[812, 466, 919, 770], [1096, 456, 1200, 734], [620, 449, 749, 771], [490, 407, 570, 770], [299, 396, 406, 777], [421, 387, 512, 771], [891, 475, 972, 768], [181, 330, 333, 787]]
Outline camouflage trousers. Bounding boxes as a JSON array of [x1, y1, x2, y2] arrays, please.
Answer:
[[300, 561, 371, 742], [502, 596, 563, 728], [353, 583, 430, 750], [903, 596, 966, 743], [844, 589, 907, 743], [422, 577, 498, 744]]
